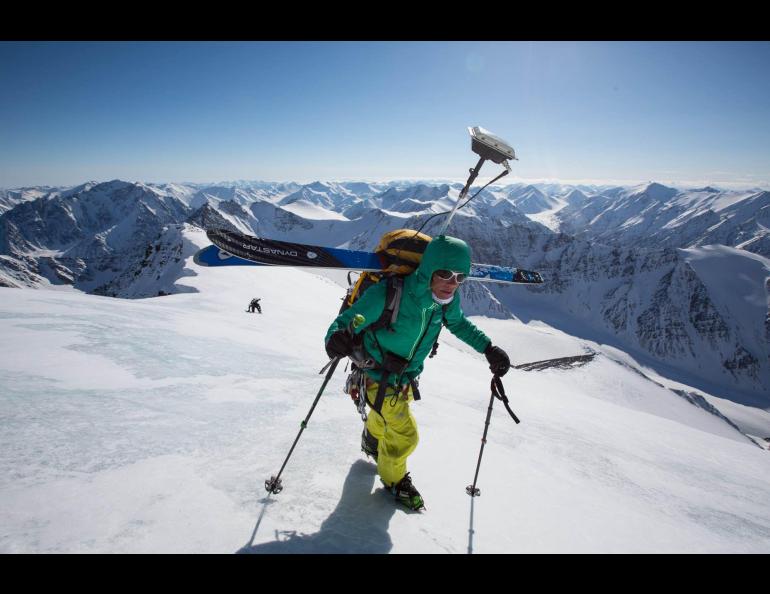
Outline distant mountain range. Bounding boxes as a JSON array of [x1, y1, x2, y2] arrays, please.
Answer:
[[1, 178, 768, 403], [556, 182, 770, 257]]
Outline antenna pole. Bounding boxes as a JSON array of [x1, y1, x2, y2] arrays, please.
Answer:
[[438, 156, 485, 236]]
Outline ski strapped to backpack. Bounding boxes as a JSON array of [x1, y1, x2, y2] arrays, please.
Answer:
[[198, 228, 545, 285], [340, 229, 449, 417]]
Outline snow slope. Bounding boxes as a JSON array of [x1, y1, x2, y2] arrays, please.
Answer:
[[682, 245, 770, 367], [280, 199, 350, 221], [1, 227, 769, 553]]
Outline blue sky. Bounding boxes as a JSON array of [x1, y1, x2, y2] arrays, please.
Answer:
[[1, 41, 769, 189]]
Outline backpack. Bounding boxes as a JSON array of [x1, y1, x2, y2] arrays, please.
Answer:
[[338, 228, 434, 332], [341, 229, 455, 415]]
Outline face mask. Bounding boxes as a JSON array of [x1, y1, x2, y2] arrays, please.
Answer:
[[432, 292, 454, 305]]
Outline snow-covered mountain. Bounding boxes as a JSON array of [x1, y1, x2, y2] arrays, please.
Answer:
[[562, 188, 590, 207], [1, 177, 768, 410], [557, 182, 770, 258], [378, 184, 452, 211], [490, 236, 770, 405], [336, 181, 391, 199], [179, 181, 301, 210], [0, 180, 191, 292], [506, 184, 562, 214], [91, 223, 201, 299], [279, 181, 363, 212], [0, 186, 58, 214]]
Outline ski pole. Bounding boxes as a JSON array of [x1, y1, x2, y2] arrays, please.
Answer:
[[466, 375, 520, 497], [265, 314, 365, 494]]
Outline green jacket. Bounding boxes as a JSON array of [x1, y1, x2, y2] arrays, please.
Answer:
[[325, 235, 491, 386]]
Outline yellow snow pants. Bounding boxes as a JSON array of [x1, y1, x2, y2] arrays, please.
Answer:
[[365, 381, 419, 487]]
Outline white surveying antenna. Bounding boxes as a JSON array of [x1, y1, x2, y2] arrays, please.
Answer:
[[438, 126, 517, 236]]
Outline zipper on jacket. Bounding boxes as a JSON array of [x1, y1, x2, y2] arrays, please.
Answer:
[[408, 303, 438, 360]]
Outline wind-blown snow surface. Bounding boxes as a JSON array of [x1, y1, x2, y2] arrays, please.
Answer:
[[1, 229, 769, 554]]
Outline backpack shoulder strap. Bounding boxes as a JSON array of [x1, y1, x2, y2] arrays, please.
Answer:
[[386, 276, 404, 328], [369, 275, 404, 332]]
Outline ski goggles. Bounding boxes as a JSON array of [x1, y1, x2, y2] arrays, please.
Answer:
[[433, 269, 467, 284]]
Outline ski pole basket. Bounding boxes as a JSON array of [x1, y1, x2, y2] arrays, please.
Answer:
[[265, 476, 283, 494]]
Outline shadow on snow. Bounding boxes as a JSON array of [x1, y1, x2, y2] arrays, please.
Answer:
[[237, 459, 398, 554]]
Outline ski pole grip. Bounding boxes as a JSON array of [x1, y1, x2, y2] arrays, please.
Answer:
[[492, 375, 520, 424]]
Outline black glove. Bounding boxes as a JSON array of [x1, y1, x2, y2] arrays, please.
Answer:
[[484, 343, 510, 377], [325, 329, 354, 359]]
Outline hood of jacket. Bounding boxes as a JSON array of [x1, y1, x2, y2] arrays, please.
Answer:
[[413, 234, 472, 293]]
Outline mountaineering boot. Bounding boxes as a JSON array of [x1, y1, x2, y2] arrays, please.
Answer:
[[384, 472, 425, 511], [361, 427, 379, 461]]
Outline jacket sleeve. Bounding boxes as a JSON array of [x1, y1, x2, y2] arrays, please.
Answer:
[[324, 281, 388, 343], [443, 297, 491, 353]]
